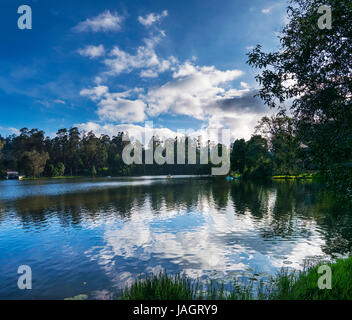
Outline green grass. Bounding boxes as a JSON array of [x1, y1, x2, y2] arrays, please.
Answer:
[[119, 274, 254, 300], [269, 258, 352, 300], [119, 257, 352, 300], [272, 173, 314, 180]]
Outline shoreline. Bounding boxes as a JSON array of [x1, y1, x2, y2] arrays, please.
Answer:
[[1, 173, 321, 181], [117, 256, 352, 300]]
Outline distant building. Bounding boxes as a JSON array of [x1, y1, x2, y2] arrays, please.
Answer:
[[6, 170, 19, 180]]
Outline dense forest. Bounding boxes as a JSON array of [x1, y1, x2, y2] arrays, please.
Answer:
[[0, 114, 313, 179], [0, 127, 213, 177]]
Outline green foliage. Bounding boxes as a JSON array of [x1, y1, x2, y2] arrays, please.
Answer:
[[0, 124, 301, 180], [0, 128, 218, 178], [49, 162, 65, 177], [19, 150, 49, 177], [230, 139, 247, 174], [273, 173, 313, 179], [256, 113, 306, 175], [56, 162, 65, 176], [247, 0, 352, 198], [91, 165, 97, 177], [120, 274, 201, 300], [119, 273, 254, 300], [270, 258, 352, 300], [0, 137, 5, 158], [231, 135, 273, 179], [119, 257, 352, 300], [324, 164, 352, 201], [0, 168, 6, 179]]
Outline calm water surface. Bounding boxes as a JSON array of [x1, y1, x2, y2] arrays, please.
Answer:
[[0, 176, 351, 299]]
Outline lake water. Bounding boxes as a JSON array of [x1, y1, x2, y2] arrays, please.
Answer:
[[0, 176, 351, 299]]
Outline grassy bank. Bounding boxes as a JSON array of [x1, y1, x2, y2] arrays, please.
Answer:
[[119, 257, 352, 300], [119, 274, 253, 300], [227, 172, 321, 181], [272, 173, 315, 180]]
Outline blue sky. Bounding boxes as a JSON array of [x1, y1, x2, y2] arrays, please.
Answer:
[[0, 0, 288, 140]]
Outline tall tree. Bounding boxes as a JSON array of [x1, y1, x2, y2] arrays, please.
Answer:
[[255, 113, 303, 175], [245, 135, 273, 178], [231, 139, 247, 174], [67, 127, 82, 175], [20, 150, 49, 177], [247, 0, 352, 196], [0, 137, 4, 158]]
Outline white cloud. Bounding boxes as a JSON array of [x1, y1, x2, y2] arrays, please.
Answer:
[[36, 100, 51, 108], [261, 3, 286, 15], [80, 86, 146, 123], [207, 113, 265, 141], [36, 98, 67, 108], [75, 122, 178, 143], [140, 69, 159, 78], [103, 32, 177, 77], [240, 82, 250, 89], [79, 45, 105, 59], [75, 121, 231, 146], [138, 10, 168, 27], [145, 62, 245, 119], [0, 126, 20, 136], [53, 99, 66, 105], [74, 11, 123, 32], [98, 98, 146, 123], [80, 85, 109, 101], [262, 8, 271, 14], [104, 32, 177, 78], [79, 61, 269, 140], [77, 22, 271, 141], [172, 61, 198, 78]]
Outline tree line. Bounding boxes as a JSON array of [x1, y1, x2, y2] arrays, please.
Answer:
[[0, 113, 314, 179], [0, 127, 212, 178]]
